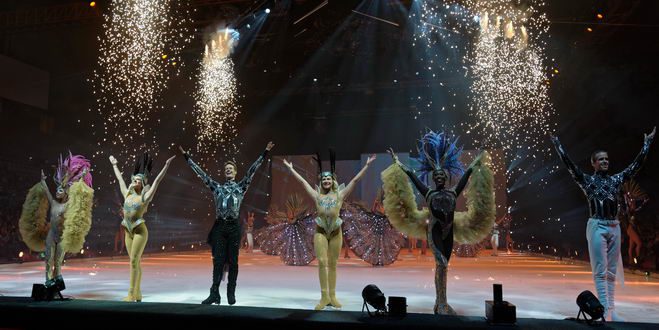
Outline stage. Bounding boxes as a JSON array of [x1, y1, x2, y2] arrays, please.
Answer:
[[1, 249, 658, 325]]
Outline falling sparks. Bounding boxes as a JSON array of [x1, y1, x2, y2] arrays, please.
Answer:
[[411, 0, 556, 184], [193, 29, 241, 161], [467, 0, 555, 164], [92, 0, 193, 158]]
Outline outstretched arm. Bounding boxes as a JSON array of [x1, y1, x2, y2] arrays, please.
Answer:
[[620, 126, 655, 180], [550, 135, 585, 184], [144, 156, 175, 203], [454, 151, 485, 195], [179, 146, 220, 193], [109, 156, 128, 196], [240, 141, 274, 190], [388, 147, 430, 197], [283, 159, 318, 200], [339, 154, 376, 200], [40, 170, 54, 205], [454, 168, 474, 196]]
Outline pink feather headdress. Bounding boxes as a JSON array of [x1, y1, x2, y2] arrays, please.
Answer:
[[54, 152, 93, 189]]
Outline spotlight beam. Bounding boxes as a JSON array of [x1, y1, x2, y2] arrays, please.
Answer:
[[351, 10, 400, 27], [421, 20, 460, 34], [293, 0, 328, 25], [293, 28, 308, 38]]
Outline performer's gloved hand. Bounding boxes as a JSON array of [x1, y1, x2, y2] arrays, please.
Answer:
[[283, 158, 293, 170], [644, 126, 656, 144], [266, 141, 275, 152], [178, 146, 190, 161], [41, 169, 47, 182], [387, 147, 400, 165]]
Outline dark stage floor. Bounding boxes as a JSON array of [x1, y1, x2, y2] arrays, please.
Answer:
[[0, 296, 653, 329]]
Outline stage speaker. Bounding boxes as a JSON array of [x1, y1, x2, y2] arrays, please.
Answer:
[[387, 296, 407, 317], [31, 284, 47, 301], [485, 284, 516, 324]]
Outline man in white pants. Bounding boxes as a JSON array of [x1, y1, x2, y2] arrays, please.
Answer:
[[551, 127, 654, 321], [490, 224, 499, 256]]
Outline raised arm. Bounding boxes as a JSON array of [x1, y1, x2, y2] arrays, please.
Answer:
[[40, 170, 54, 205], [144, 156, 175, 203], [388, 148, 430, 197], [620, 126, 655, 180], [283, 159, 318, 200], [179, 146, 219, 192], [454, 151, 485, 195], [454, 167, 474, 196], [550, 135, 585, 184], [109, 155, 128, 196], [239, 141, 274, 190], [339, 154, 376, 200]]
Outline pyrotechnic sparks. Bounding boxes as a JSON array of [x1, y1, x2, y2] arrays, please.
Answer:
[[411, 0, 556, 183], [467, 0, 556, 170], [92, 0, 193, 158], [193, 29, 241, 161]]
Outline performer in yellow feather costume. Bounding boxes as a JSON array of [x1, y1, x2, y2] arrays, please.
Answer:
[[382, 130, 495, 315], [19, 153, 94, 288]]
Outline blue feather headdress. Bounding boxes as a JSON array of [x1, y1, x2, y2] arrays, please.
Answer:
[[411, 130, 465, 182]]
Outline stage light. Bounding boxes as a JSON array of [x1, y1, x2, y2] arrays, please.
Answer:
[[596, 14, 603, 19], [18, 251, 24, 258], [576, 290, 605, 323], [587, 27, 593, 32], [89, 1, 96, 7], [161, 54, 168, 59], [362, 284, 387, 316], [265, 8, 271, 14], [32, 277, 66, 301]]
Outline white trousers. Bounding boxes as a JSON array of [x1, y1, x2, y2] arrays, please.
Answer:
[[247, 233, 254, 250], [490, 234, 499, 255], [586, 218, 624, 313]]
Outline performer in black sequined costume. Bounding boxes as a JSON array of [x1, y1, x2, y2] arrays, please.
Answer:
[[551, 127, 654, 321], [180, 142, 274, 305], [382, 130, 494, 315]]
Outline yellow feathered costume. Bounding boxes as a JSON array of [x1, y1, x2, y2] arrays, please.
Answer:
[[19, 180, 94, 253], [381, 152, 495, 246]]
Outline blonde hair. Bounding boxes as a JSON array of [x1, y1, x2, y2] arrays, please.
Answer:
[[318, 173, 339, 194]]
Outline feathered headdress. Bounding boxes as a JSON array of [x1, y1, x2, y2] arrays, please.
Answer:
[[410, 129, 464, 182], [132, 152, 154, 184], [54, 152, 93, 189]]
